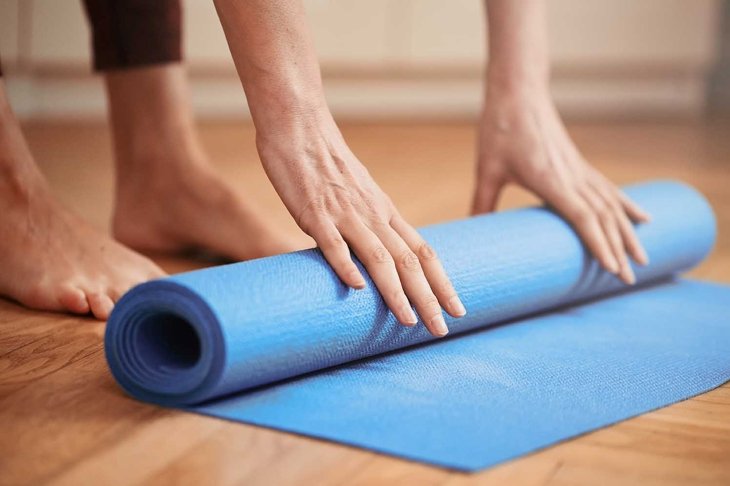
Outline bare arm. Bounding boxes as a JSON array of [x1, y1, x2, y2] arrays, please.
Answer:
[[213, 0, 465, 336], [213, 0, 326, 131], [476, 0, 650, 284], [485, 0, 549, 93]]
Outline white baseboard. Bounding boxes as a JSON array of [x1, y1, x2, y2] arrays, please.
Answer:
[[5, 71, 707, 122]]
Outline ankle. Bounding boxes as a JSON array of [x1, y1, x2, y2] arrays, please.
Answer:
[[0, 162, 49, 214], [114, 124, 209, 182], [0, 139, 47, 210], [105, 65, 206, 174], [113, 154, 216, 221]]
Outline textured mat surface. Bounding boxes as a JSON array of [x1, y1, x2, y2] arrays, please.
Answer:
[[106, 180, 730, 471]]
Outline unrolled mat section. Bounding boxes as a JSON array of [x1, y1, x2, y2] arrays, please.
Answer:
[[105, 180, 730, 471]]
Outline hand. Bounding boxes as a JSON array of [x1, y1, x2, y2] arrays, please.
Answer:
[[256, 108, 466, 336], [472, 85, 650, 284]]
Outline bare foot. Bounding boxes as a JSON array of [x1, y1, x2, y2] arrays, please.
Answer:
[[0, 177, 165, 320], [112, 157, 296, 262], [104, 64, 295, 262], [0, 78, 163, 320]]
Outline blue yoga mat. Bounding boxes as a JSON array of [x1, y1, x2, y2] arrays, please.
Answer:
[[106, 180, 730, 471]]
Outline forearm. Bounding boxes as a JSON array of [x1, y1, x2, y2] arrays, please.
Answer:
[[215, 1, 464, 336], [484, 0, 550, 93], [213, 0, 327, 133]]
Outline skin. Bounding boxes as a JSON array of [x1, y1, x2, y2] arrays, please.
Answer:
[[0, 0, 649, 326], [106, 65, 296, 261], [214, 0, 468, 337], [476, 0, 650, 284], [0, 65, 295, 320], [213, 0, 649, 337], [0, 82, 163, 319]]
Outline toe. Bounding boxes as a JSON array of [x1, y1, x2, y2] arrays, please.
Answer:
[[57, 285, 90, 315], [109, 280, 136, 303], [87, 292, 115, 321], [108, 287, 124, 303], [147, 265, 166, 280]]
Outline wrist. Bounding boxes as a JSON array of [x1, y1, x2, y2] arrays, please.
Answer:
[[480, 68, 555, 133], [486, 58, 550, 99], [248, 83, 330, 134], [253, 95, 343, 165]]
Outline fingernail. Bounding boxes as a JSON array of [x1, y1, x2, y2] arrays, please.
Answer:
[[637, 248, 649, 266], [429, 314, 449, 337], [401, 307, 418, 326], [449, 296, 467, 317], [348, 271, 366, 289], [622, 266, 636, 285]]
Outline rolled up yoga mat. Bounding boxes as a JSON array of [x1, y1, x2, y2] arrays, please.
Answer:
[[106, 180, 730, 471]]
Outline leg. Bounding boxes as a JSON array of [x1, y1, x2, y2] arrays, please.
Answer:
[[106, 64, 295, 260], [82, 0, 294, 260], [0, 80, 163, 319]]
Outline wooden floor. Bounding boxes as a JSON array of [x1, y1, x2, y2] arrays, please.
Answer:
[[1, 120, 729, 486]]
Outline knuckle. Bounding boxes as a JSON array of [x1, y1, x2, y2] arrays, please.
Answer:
[[323, 193, 352, 217], [370, 245, 393, 265], [358, 199, 390, 224], [390, 288, 408, 304], [595, 205, 612, 223], [624, 227, 640, 242], [398, 250, 421, 271], [322, 233, 346, 249], [367, 218, 391, 232], [336, 210, 359, 230], [571, 206, 594, 227], [437, 280, 456, 298], [417, 294, 440, 309], [296, 198, 326, 232], [335, 192, 355, 212], [415, 241, 438, 261], [602, 187, 619, 203]]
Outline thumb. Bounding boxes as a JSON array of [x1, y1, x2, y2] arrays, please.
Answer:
[[471, 177, 504, 215]]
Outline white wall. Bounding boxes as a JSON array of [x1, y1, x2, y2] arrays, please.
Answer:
[[0, 0, 722, 120]]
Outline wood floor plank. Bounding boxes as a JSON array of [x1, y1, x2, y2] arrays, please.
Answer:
[[1, 120, 728, 485]]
